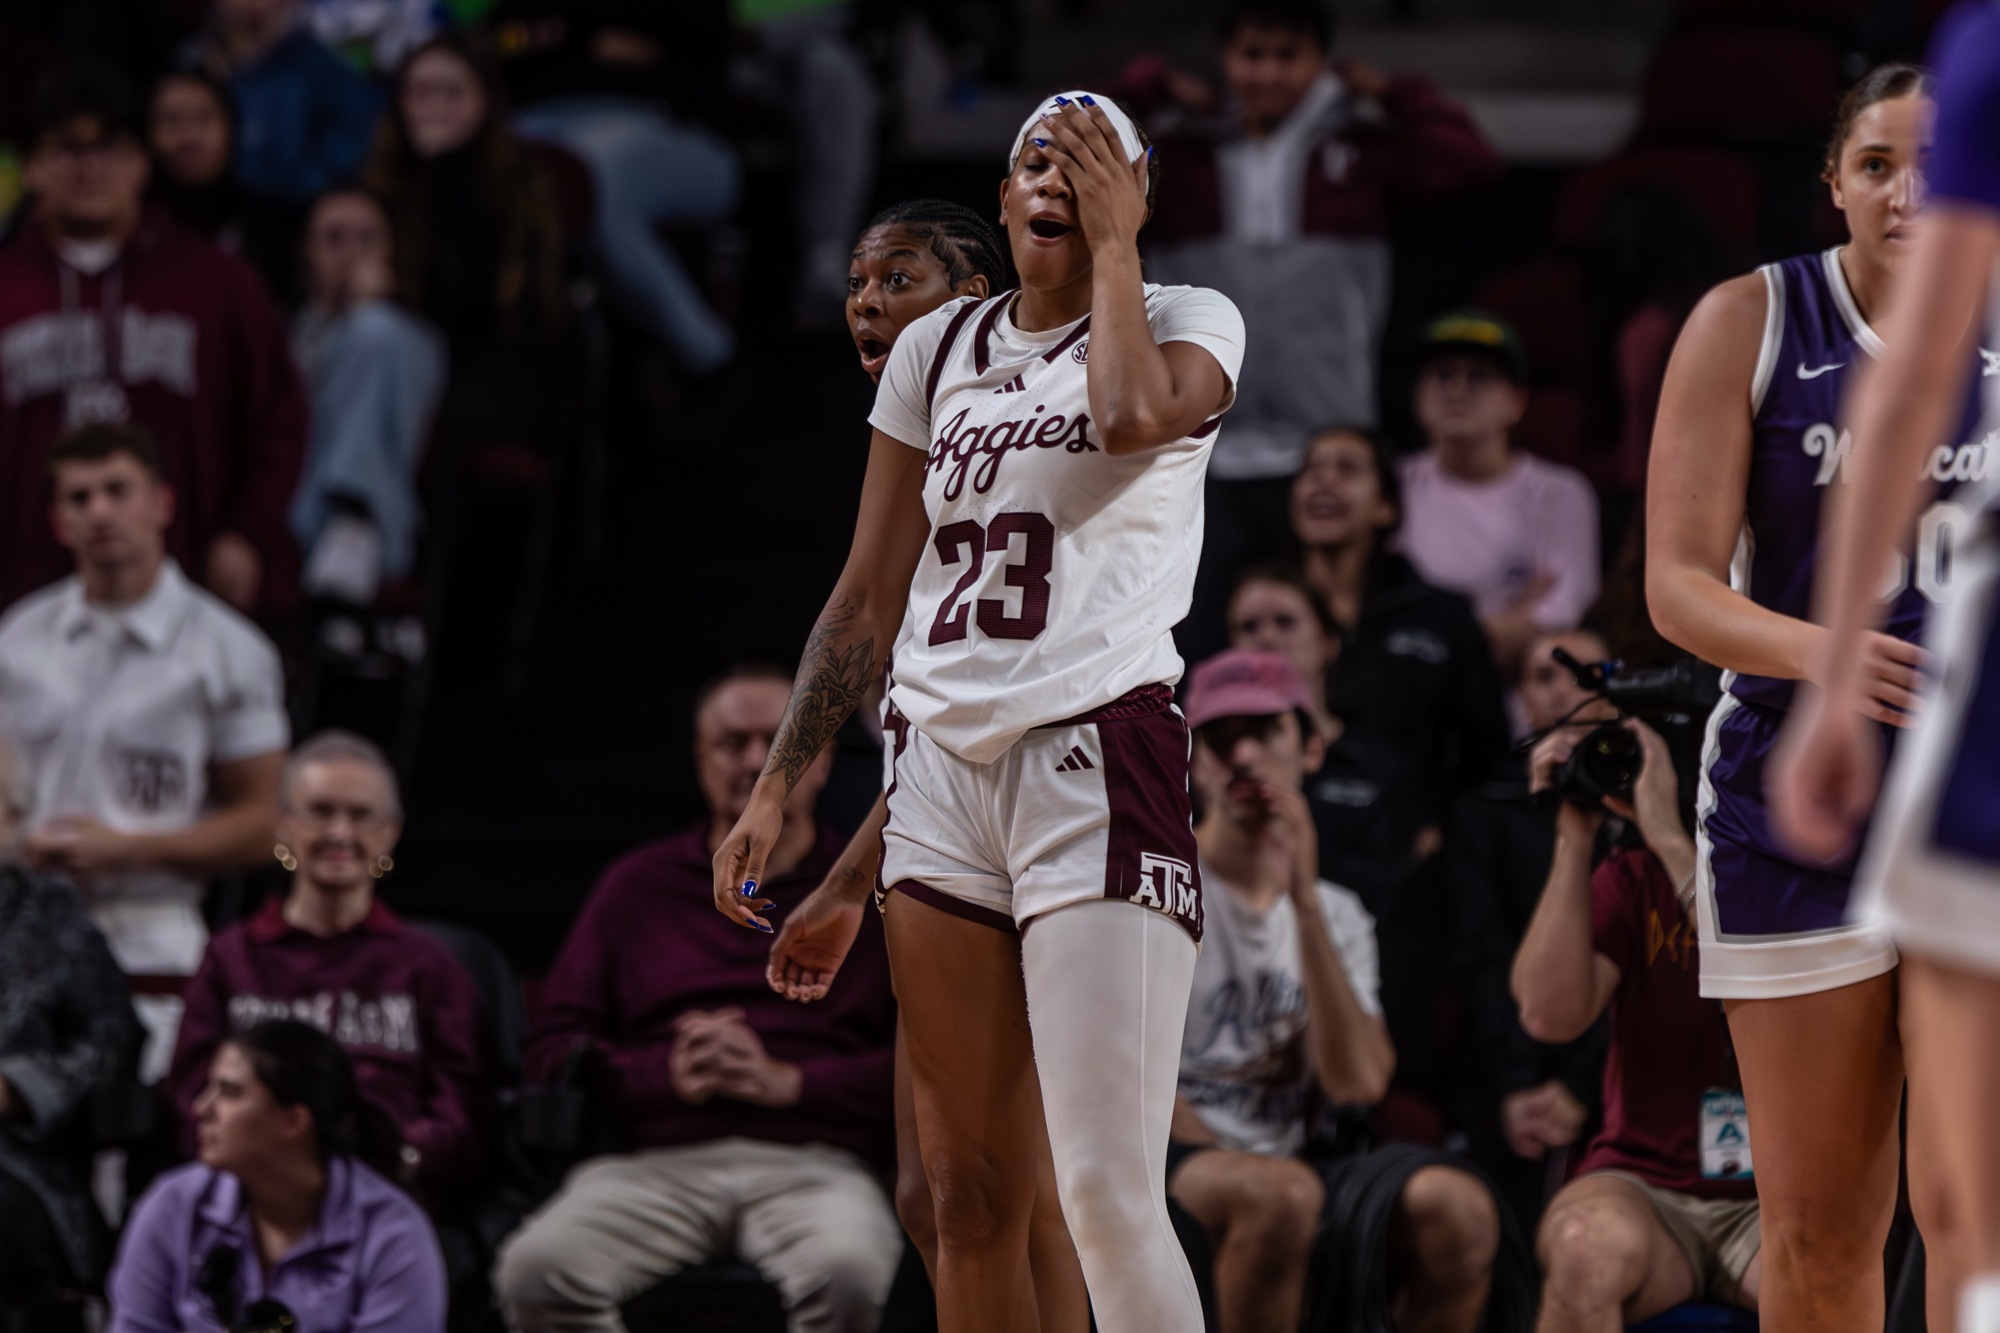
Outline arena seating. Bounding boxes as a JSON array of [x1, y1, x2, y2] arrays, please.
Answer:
[[1640, 26, 1843, 136]]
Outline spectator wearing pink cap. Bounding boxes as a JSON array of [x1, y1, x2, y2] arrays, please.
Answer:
[[1171, 649, 1531, 1333]]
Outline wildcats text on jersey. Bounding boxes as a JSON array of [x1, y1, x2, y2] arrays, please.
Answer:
[[1805, 424, 1995, 488]]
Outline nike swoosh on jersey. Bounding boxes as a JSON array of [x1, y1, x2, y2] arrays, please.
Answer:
[[1796, 361, 1846, 379]]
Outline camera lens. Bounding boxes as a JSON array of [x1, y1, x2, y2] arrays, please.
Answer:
[[1576, 724, 1642, 796], [1546, 720, 1646, 811]]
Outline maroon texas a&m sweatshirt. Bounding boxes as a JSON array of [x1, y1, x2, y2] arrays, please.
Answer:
[[524, 825, 896, 1169], [171, 896, 491, 1189]]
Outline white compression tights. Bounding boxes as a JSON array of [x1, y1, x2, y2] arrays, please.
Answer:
[[1022, 899, 1203, 1333]]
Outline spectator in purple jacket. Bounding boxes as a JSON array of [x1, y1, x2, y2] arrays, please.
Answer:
[[1129, 0, 1502, 660], [495, 664, 901, 1333], [110, 1018, 446, 1333], [169, 731, 490, 1200]]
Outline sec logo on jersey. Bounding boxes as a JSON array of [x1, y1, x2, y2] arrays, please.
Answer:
[[1071, 338, 1089, 364]]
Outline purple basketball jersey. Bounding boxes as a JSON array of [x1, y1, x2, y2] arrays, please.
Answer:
[[1728, 248, 1990, 711], [1919, 0, 2000, 869], [1700, 249, 1992, 952]]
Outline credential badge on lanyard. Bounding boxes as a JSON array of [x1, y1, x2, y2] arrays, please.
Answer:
[[1700, 1089, 1752, 1179]]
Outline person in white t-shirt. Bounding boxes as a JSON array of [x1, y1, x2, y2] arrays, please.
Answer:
[[1174, 648, 1509, 1333], [714, 91, 1244, 1333], [0, 423, 288, 1080], [1396, 309, 1599, 678]]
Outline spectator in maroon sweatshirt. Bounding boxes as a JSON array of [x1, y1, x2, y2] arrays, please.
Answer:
[[1122, 0, 1502, 662], [0, 63, 307, 617], [496, 664, 901, 1333], [169, 730, 490, 1200]]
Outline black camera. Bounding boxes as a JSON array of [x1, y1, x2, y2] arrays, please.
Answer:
[[238, 1301, 297, 1333], [198, 1245, 297, 1331], [1543, 650, 1720, 809]]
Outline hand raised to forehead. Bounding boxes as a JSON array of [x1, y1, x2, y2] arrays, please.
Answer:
[[1033, 98, 1150, 256]]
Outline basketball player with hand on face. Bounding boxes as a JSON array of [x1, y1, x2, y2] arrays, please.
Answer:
[[715, 92, 1244, 1333], [771, 199, 1092, 1330], [1648, 63, 1990, 1333]]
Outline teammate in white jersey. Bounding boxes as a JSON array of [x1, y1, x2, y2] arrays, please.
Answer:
[[767, 197, 1091, 1330], [715, 91, 1244, 1333]]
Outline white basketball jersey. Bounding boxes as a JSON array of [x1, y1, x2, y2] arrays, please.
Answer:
[[869, 284, 1246, 763]]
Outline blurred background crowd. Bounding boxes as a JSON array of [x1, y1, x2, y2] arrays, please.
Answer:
[[0, 0, 1963, 1328]]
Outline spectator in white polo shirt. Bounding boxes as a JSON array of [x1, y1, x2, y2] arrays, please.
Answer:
[[0, 422, 289, 1080]]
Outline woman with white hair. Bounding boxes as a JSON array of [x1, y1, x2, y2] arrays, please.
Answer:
[[166, 731, 489, 1204], [714, 92, 1244, 1331]]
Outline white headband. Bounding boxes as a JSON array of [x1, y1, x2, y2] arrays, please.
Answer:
[[1008, 91, 1145, 170]]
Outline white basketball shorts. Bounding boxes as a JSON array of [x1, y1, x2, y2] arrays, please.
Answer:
[[877, 684, 1204, 941]]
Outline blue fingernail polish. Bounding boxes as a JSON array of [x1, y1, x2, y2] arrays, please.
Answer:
[[1033, 138, 1047, 147], [1080, 94, 1096, 106], [740, 879, 757, 896], [754, 920, 773, 933], [1053, 95, 1069, 105]]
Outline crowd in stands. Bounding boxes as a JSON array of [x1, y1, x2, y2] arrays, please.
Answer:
[[0, 0, 1914, 1325]]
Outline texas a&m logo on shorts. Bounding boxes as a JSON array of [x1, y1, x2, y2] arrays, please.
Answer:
[[1132, 852, 1199, 932]]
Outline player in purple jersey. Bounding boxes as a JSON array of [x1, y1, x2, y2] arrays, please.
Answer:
[[1775, 8, 2000, 1333], [1649, 64, 1975, 1333]]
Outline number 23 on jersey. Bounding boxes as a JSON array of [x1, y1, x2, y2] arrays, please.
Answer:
[[928, 511, 1055, 645]]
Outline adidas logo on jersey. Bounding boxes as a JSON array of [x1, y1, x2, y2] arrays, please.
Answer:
[[994, 373, 1027, 393], [1054, 745, 1094, 773]]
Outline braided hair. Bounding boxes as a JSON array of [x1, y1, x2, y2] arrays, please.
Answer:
[[861, 199, 1012, 292]]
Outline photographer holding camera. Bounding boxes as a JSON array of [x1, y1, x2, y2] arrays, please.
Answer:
[[1510, 680, 1759, 1332]]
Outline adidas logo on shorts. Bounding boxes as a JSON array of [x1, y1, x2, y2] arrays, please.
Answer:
[[1054, 745, 1094, 773]]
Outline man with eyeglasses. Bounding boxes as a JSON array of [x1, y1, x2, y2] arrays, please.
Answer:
[[0, 62, 305, 618], [0, 422, 288, 1082]]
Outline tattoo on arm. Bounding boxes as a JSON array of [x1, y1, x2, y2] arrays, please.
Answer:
[[766, 595, 876, 791]]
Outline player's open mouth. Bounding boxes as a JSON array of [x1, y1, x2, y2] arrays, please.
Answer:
[[1028, 217, 1073, 240], [855, 333, 891, 372]]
